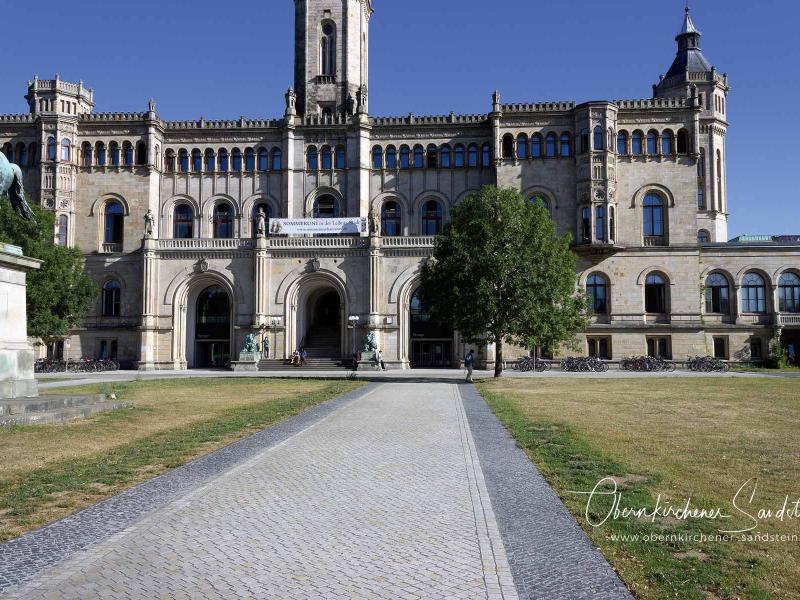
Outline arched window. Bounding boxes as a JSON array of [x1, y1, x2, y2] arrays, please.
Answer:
[[502, 134, 514, 159], [313, 195, 340, 218], [101, 281, 121, 317], [587, 274, 609, 314], [481, 143, 491, 167], [372, 145, 383, 169], [213, 204, 234, 239], [15, 144, 26, 166], [645, 274, 667, 314], [386, 146, 397, 169], [560, 133, 571, 157], [779, 272, 800, 313], [661, 131, 674, 155], [245, 148, 255, 171], [618, 131, 629, 154], [580, 129, 590, 153], [381, 201, 402, 237], [320, 21, 336, 76], [677, 129, 689, 154], [716, 150, 723, 206], [595, 205, 605, 241], [413, 145, 424, 168], [61, 138, 71, 161], [271, 147, 282, 170], [335, 145, 345, 169], [231, 148, 242, 172], [742, 273, 767, 314], [440, 145, 451, 168], [545, 133, 557, 157], [646, 130, 658, 155], [252, 202, 272, 237], [426, 144, 438, 169], [123, 142, 133, 166], [399, 146, 410, 169], [454, 144, 465, 167], [2, 143, 13, 163], [191, 149, 202, 172], [581, 207, 591, 242], [57, 214, 68, 247], [593, 126, 603, 151], [104, 201, 124, 245], [698, 229, 710, 244], [47, 137, 57, 161], [96, 143, 106, 167], [178, 149, 189, 172], [218, 148, 229, 172], [27, 142, 36, 166], [643, 193, 665, 237], [467, 143, 479, 167], [516, 134, 528, 159], [421, 200, 443, 235], [82, 142, 92, 166], [204, 148, 216, 172], [530, 195, 551, 214], [173, 204, 194, 239], [531, 134, 542, 158], [110, 142, 120, 166], [320, 146, 332, 170], [258, 148, 269, 171], [136, 142, 147, 165], [705, 273, 730, 314], [631, 131, 643, 155], [307, 146, 318, 170]]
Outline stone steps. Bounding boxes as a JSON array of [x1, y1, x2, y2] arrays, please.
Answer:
[[258, 359, 351, 372], [0, 394, 131, 427]]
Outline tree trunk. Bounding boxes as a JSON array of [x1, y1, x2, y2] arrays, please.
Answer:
[[494, 334, 503, 378]]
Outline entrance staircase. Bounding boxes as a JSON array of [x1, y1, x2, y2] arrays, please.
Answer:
[[258, 322, 350, 371]]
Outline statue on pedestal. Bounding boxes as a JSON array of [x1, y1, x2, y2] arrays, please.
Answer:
[[362, 331, 378, 353], [144, 209, 155, 238], [256, 208, 267, 237]]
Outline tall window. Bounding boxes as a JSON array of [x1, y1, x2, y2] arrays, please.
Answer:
[[631, 131, 643, 155], [617, 131, 628, 155], [587, 274, 609, 314], [399, 146, 410, 169], [232, 148, 242, 172], [213, 204, 234, 239], [110, 142, 120, 166], [647, 130, 658, 155], [178, 149, 189, 172], [481, 143, 491, 166], [307, 146, 318, 170], [82, 143, 92, 166], [313, 195, 340, 218], [104, 202, 124, 245], [47, 137, 56, 161], [320, 21, 336, 76], [545, 133, 556, 157], [245, 148, 255, 171], [60, 138, 71, 161], [96, 143, 106, 167], [252, 203, 272, 236], [698, 149, 706, 177], [19, 144, 28, 166], [645, 274, 667, 313], [467, 143, 479, 167], [101, 281, 121, 317], [698, 187, 705, 210], [440, 145, 451, 168], [661, 131, 674, 155], [779, 272, 800, 313], [502, 135, 514, 159], [705, 273, 730, 314], [454, 144, 465, 167], [372, 146, 383, 169], [381, 201, 402, 237], [321, 146, 332, 170], [426, 144, 438, 168], [386, 146, 397, 169], [136, 142, 147, 165], [581, 207, 591, 242], [123, 142, 133, 166], [643, 193, 665, 237], [57, 214, 68, 247], [609, 207, 616, 241], [191, 149, 202, 172], [677, 129, 689, 154], [698, 229, 710, 244], [219, 149, 229, 172], [595, 206, 605, 241], [205, 149, 216, 172], [259, 148, 270, 171], [516, 134, 528, 159], [271, 148, 282, 170], [173, 204, 194, 239], [335, 145, 345, 169], [741, 272, 767, 314], [531, 134, 542, 158], [413, 145, 424, 168], [580, 129, 590, 153], [421, 200, 443, 235], [2, 144, 13, 163], [593, 126, 603, 151], [560, 133, 571, 157]]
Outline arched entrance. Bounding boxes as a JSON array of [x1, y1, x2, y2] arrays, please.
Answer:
[[300, 289, 342, 358], [193, 285, 231, 368], [410, 289, 454, 368]]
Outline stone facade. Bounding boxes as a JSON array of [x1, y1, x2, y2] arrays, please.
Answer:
[[1, 2, 798, 369]]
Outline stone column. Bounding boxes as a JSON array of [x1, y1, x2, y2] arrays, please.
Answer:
[[0, 244, 42, 399], [137, 237, 159, 371], [254, 235, 270, 328]]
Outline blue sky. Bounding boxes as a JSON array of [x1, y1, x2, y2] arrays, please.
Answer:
[[1, 0, 797, 238]]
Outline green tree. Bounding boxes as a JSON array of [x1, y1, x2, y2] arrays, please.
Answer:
[[419, 185, 588, 377], [0, 197, 96, 345]]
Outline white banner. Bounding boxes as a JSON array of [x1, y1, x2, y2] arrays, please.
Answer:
[[269, 218, 367, 235]]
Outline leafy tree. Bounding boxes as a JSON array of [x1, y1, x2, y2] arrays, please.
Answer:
[[419, 185, 588, 377], [0, 197, 96, 345]]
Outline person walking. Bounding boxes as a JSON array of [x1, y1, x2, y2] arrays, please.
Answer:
[[464, 349, 475, 383], [263, 338, 270, 359], [375, 348, 385, 371], [300, 348, 308, 367]]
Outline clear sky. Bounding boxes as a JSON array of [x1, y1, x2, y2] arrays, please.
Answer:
[[1, 0, 797, 238]]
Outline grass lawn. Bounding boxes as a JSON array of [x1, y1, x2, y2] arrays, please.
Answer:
[[477, 377, 800, 600], [0, 378, 362, 542]]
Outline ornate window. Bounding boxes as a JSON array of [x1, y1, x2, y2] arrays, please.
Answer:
[[426, 144, 438, 169], [440, 145, 451, 168], [705, 273, 730, 314], [218, 149, 229, 172], [647, 130, 658, 155], [531, 134, 542, 158], [313, 195, 340, 218], [643, 193, 665, 237], [421, 200, 443, 235], [47, 137, 56, 161], [205, 149, 216, 172], [320, 21, 336, 76], [2, 143, 13, 162], [381, 201, 402, 237], [245, 148, 255, 171], [386, 146, 397, 169], [698, 229, 710, 244], [82, 142, 92, 166], [123, 142, 133, 166], [335, 145, 346, 169], [581, 207, 591, 242], [213, 204, 234, 239], [467, 143, 479, 167], [307, 146, 319, 170], [454, 144, 465, 167], [593, 126, 603, 151], [631, 131, 643, 155], [399, 145, 410, 169], [101, 281, 121, 317], [57, 214, 68, 247], [502, 134, 514, 159], [61, 138, 71, 161], [677, 129, 689, 154], [231, 148, 242, 172], [545, 133, 557, 157], [110, 142, 120, 166], [413, 145, 424, 168], [271, 147, 282, 170], [661, 131, 674, 155], [104, 201, 124, 245], [173, 204, 194, 239], [320, 146, 332, 170], [587, 274, 609, 314], [645, 274, 667, 314], [741, 272, 767, 314], [779, 272, 800, 313], [481, 143, 491, 167], [372, 145, 383, 169], [516, 134, 528, 159], [560, 133, 571, 157], [178, 149, 188, 172], [191, 149, 202, 172], [595, 206, 605, 241], [259, 148, 270, 171]]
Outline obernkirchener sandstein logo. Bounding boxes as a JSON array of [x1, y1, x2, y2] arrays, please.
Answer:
[[569, 477, 800, 535]]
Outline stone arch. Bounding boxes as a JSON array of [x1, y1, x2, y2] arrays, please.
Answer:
[[735, 266, 772, 288], [454, 188, 480, 205], [522, 185, 559, 210], [772, 265, 799, 287], [636, 266, 675, 286], [304, 186, 345, 218], [242, 193, 281, 237], [161, 194, 200, 238], [413, 190, 450, 234], [89, 192, 130, 217], [630, 184, 676, 209]]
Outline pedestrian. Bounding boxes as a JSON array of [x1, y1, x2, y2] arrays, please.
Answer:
[[464, 349, 475, 383], [376, 348, 385, 371], [300, 348, 308, 367], [352, 351, 359, 371], [263, 338, 270, 359], [291, 349, 300, 366]]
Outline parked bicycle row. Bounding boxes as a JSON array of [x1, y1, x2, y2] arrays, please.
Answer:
[[511, 355, 733, 373], [34, 358, 120, 373]]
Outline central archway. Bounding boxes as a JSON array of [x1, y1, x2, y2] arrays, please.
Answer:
[[285, 273, 349, 360], [409, 289, 454, 368], [192, 285, 231, 368]]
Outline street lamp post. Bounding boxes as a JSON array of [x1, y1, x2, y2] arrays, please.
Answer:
[[270, 317, 282, 359], [348, 315, 360, 357]]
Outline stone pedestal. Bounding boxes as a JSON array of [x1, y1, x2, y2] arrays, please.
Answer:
[[231, 351, 262, 372], [0, 244, 42, 400], [357, 351, 384, 371]]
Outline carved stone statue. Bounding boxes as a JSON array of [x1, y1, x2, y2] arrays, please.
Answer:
[[285, 88, 297, 117], [0, 152, 35, 222], [242, 334, 259, 354], [346, 93, 355, 116], [256, 208, 267, 237], [369, 207, 380, 236], [362, 331, 378, 353], [144, 208, 155, 238]]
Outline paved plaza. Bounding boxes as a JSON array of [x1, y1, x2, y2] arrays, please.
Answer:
[[1, 382, 631, 599]]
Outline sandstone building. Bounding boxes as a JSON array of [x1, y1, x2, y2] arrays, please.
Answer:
[[1, 1, 799, 369]]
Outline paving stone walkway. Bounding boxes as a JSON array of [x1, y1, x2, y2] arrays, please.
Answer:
[[1, 382, 631, 600]]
